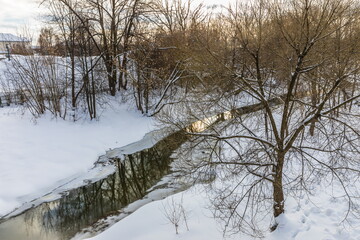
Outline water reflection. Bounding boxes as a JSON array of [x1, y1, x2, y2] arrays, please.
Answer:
[[0, 130, 189, 240]]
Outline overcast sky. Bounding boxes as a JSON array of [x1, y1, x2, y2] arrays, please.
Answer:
[[0, 0, 47, 38], [0, 0, 238, 40]]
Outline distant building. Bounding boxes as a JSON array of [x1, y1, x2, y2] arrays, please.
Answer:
[[0, 33, 31, 55]]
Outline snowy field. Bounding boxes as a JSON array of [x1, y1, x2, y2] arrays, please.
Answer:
[[1, 59, 360, 240], [0, 101, 359, 240], [0, 103, 154, 217]]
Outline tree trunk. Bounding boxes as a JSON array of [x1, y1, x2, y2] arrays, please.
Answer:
[[71, 47, 75, 108], [273, 152, 285, 218], [109, 73, 117, 96], [106, 61, 117, 96], [309, 77, 317, 136], [119, 53, 128, 90]]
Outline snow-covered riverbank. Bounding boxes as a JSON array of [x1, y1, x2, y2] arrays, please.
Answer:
[[0, 102, 154, 218], [1, 58, 360, 239], [1, 102, 360, 240], [87, 172, 360, 240]]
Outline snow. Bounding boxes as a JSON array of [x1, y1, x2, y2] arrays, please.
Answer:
[[0, 103, 154, 218], [1, 97, 358, 240], [87, 180, 360, 240], [0, 104, 359, 240], [84, 109, 360, 240], [87, 185, 232, 240], [1, 59, 360, 240], [0, 33, 29, 43], [100, 128, 168, 162], [268, 182, 360, 240]]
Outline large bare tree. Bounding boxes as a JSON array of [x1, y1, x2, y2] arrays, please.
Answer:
[[164, 0, 360, 236]]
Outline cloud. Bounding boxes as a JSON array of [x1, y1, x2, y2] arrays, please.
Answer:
[[0, 0, 242, 38], [0, 0, 46, 35]]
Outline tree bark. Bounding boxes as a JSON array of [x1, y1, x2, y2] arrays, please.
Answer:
[[309, 77, 317, 136], [273, 151, 285, 218]]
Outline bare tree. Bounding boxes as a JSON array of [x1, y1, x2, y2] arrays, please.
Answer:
[[6, 55, 67, 118], [162, 195, 189, 234], [161, 0, 360, 236], [43, 0, 144, 96]]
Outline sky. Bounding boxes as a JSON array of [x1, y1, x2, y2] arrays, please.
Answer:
[[0, 0, 237, 42], [0, 0, 47, 39]]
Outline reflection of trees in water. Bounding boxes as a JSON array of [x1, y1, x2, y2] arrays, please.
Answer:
[[22, 130, 189, 240]]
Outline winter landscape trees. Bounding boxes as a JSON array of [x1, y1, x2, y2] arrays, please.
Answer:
[[2, 0, 360, 238], [153, 0, 360, 236]]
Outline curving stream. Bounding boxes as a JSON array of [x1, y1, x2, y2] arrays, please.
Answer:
[[0, 129, 189, 240], [0, 97, 283, 240]]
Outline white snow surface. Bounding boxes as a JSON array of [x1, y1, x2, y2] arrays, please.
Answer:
[[87, 185, 233, 240], [86, 114, 360, 240], [0, 103, 154, 217], [0, 104, 359, 240], [0, 33, 29, 42], [1, 56, 360, 239], [1, 105, 358, 240], [88, 180, 360, 240]]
